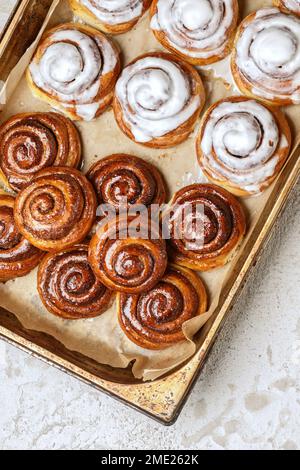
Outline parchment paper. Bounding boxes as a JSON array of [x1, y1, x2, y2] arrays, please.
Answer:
[[0, 0, 299, 381]]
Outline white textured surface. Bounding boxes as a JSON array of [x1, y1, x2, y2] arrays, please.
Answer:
[[0, 1, 300, 450], [0, 0, 16, 32]]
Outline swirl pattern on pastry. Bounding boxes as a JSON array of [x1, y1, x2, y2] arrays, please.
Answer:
[[118, 264, 208, 349], [69, 0, 152, 34], [231, 8, 300, 105], [89, 216, 168, 293], [163, 184, 246, 271], [150, 0, 239, 65], [38, 243, 113, 319], [274, 0, 300, 16], [0, 113, 82, 192], [86, 154, 167, 209], [0, 196, 43, 282], [196, 97, 291, 196], [27, 23, 121, 121], [15, 167, 97, 252], [113, 52, 205, 148]]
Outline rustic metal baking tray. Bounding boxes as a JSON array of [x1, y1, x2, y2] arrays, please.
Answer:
[[0, 0, 300, 425]]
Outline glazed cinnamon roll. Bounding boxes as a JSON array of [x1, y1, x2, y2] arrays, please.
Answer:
[[86, 154, 167, 209], [89, 216, 168, 293], [15, 167, 97, 252], [0, 196, 43, 282], [27, 23, 121, 121], [69, 0, 152, 34], [150, 0, 239, 65], [38, 243, 113, 319], [274, 1, 300, 16], [163, 184, 246, 271], [117, 264, 208, 349], [231, 8, 300, 105], [196, 97, 292, 197], [0, 113, 82, 192], [113, 52, 205, 148]]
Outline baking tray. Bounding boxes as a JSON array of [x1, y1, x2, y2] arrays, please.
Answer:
[[0, 0, 299, 425]]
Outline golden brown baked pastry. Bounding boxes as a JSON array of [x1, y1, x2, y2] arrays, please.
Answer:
[[86, 154, 167, 209], [231, 8, 300, 105], [38, 243, 113, 319], [150, 0, 239, 65], [163, 184, 246, 271], [27, 23, 121, 121], [15, 167, 97, 252], [0, 195, 43, 282], [196, 97, 292, 197], [0, 112, 82, 192], [117, 264, 208, 350], [113, 52, 205, 148], [69, 0, 152, 34], [89, 215, 168, 293], [274, 0, 300, 16]]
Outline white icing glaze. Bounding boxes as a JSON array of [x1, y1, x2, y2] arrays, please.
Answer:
[[282, 0, 300, 14], [151, 0, 236, 61], [201, 55, 236, 89], [200, 99, 289, 194], [79, 0, 144, 25], [115, 56, 201, 142], [29, 28, 118, 121], [235, 8, 300, 103]]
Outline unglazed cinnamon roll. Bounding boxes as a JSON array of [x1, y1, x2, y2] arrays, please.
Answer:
[[38, 243, 113, 319], [150, 0, 239, 65], [15, 167, 97, 252], [274, 1, 300, 16], [0, 113, 82, 192], [27, 23, 121, 121], [89, 216, 168, 293], [86, 154, 167, 209], [0, 196, 43, 282], [163, 184, 246, 271], [231, 8, 300, 105], [113, 52, 205, 148], [117, 264, 208, 349], [196, 97, 292, 197], [69, 0, 152, 34]]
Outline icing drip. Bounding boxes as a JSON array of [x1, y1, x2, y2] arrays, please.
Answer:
[[283, 0, 300, 14], [235, 8, 300, 103], [151, 0, 236, 60], [79, 0, 143, 25], [200, 100, 289, 193], [115, 56, 201, 142]]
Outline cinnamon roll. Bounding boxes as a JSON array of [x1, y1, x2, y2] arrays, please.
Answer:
[[113, 52, 205, 148], [0, 113, 82, 192], [150, 0, 239, 65], [0, 196, 43, 282], [86, 154, 167, 209], [163, 184, 246, 271], [27, 23, 121, 121], [196, 97, 292, 197], [89, 216, 168, 293], [274, 1, 300, 16], [69, 0, 152, 34], [231, 8, 300, 105], [117, 264, 208, 349], [38, 243, 113, 319], [15, 167, 97, 252]]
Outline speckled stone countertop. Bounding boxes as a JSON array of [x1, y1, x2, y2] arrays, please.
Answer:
[[0, 1, 300, 450], [0, 1, 15, 32]]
